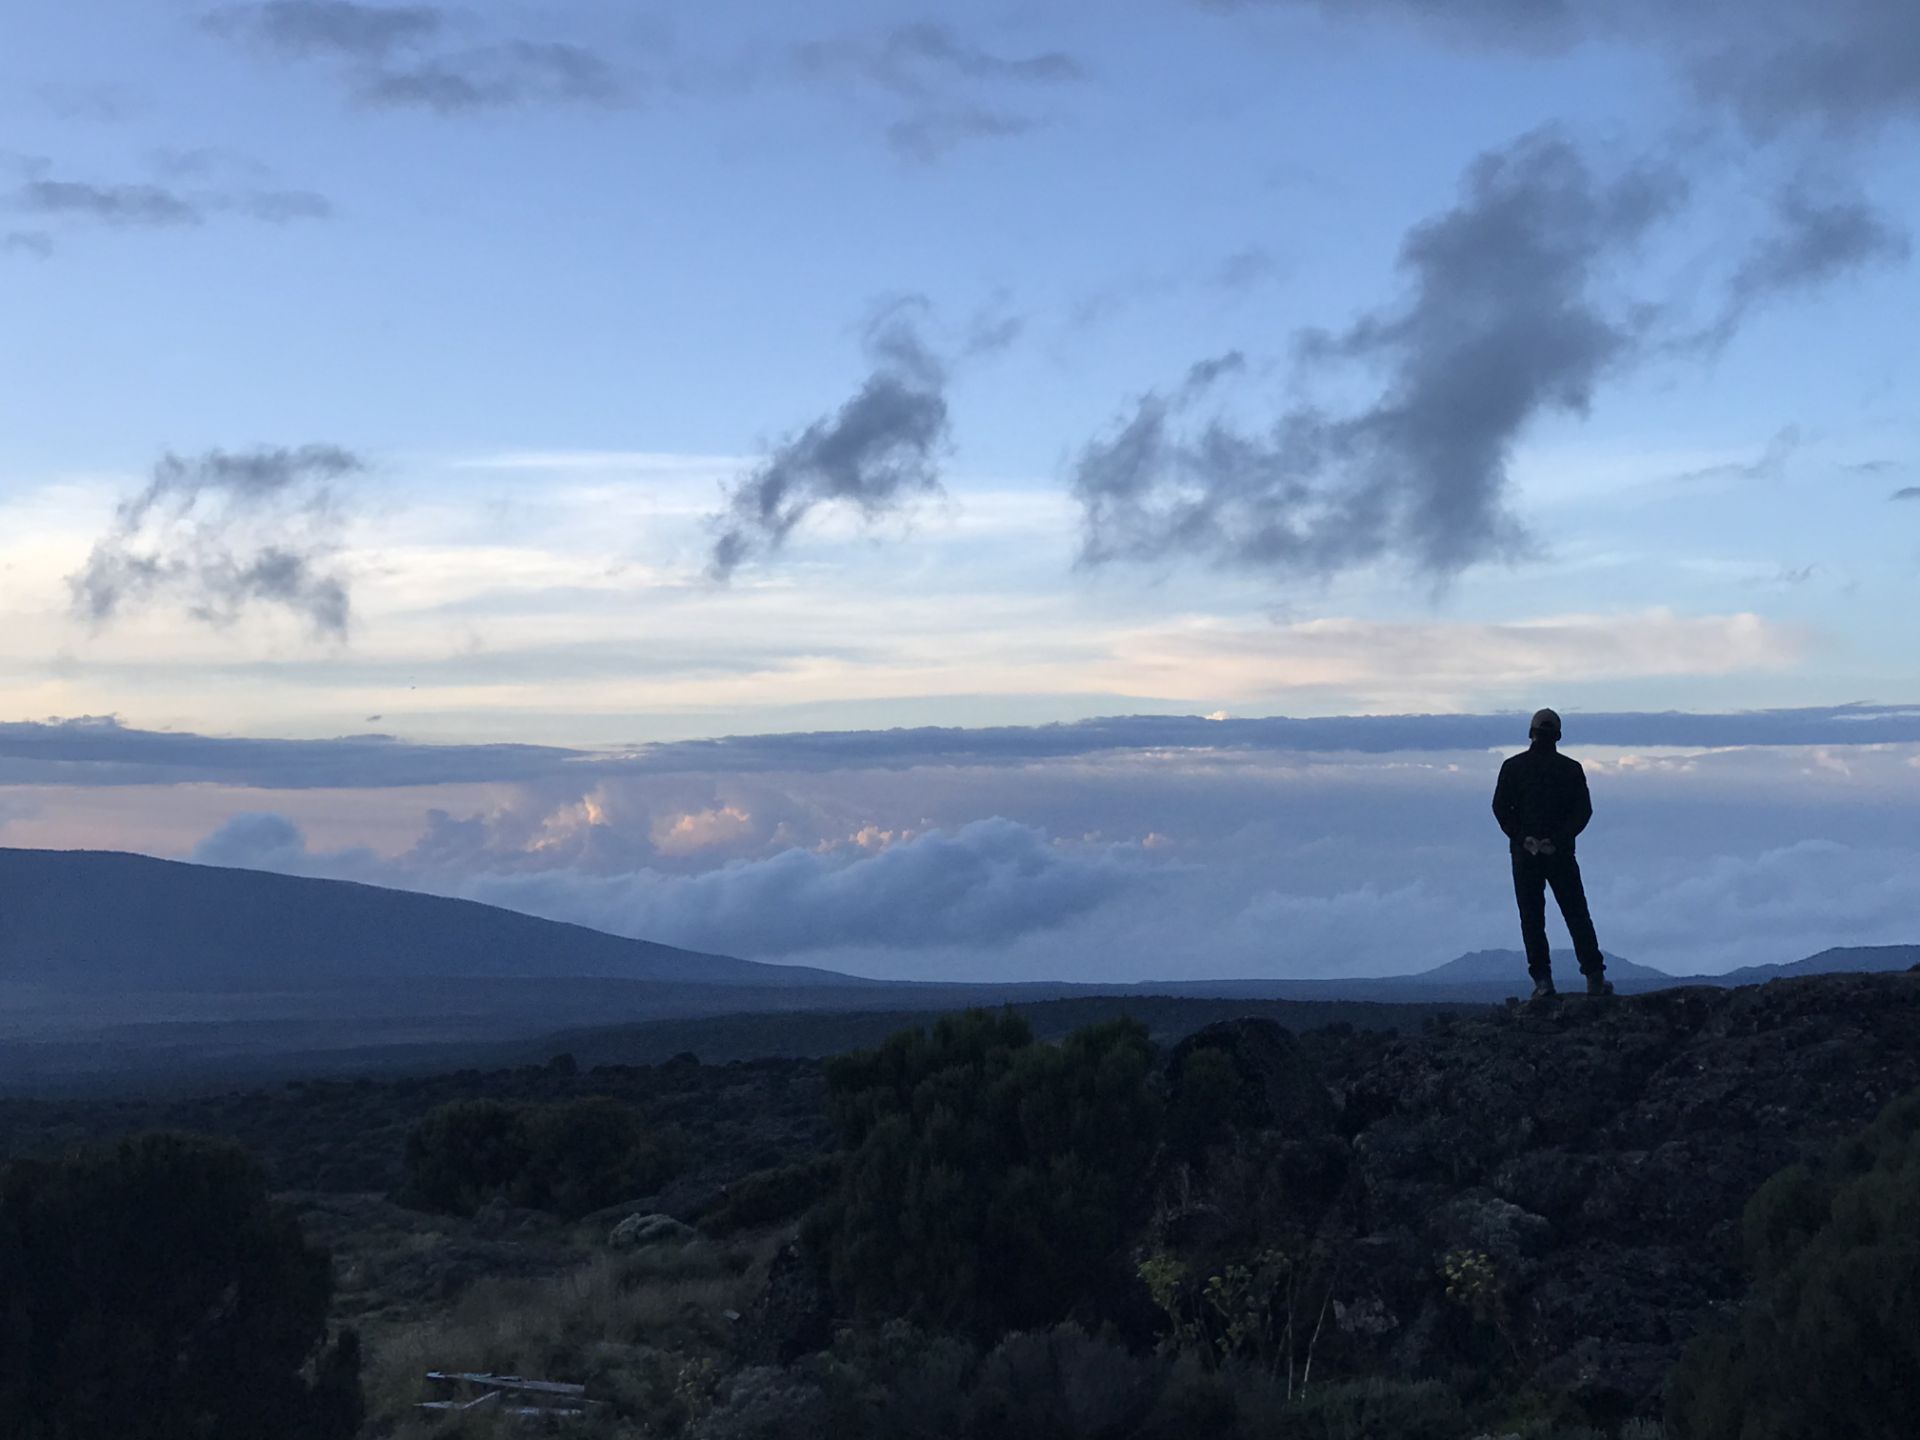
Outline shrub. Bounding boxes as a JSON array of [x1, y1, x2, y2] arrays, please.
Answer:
[[703, 1156, 841, 1237], [0, 1131, 360, 1440], [403, 1097, 682, 1219], [819, 1010, 1162, 1336], [1666, 1087, 1920, 1438], [403, 1099, 531, 1214], [1282, 1378, 1468, 1440]]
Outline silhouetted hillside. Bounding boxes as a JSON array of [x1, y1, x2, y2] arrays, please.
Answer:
[[0, 847, 847, 989]]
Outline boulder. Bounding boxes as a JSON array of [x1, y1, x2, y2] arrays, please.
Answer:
[[609, 1212, 697, 1249]]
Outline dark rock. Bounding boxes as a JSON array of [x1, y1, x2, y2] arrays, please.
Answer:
[[737, 1241, 833, 1365], [1323, 971, 1920, 1415]]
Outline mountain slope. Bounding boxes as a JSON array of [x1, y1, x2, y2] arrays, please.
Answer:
[[1707, 944, 1920, 985], [0, 848, 851, 990]]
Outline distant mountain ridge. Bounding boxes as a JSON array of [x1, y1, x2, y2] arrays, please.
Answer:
[[0, 848, 851, 990], [1414, 949, 1677, 986], [4, 846, 1916, 1092]]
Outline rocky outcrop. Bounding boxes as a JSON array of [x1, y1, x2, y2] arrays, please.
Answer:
[[1307, 972, 1920, 1413]]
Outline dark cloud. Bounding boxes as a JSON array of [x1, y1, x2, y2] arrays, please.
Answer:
[[1074, 131, 1682, 583], [796, 21, 1082, 159], [708, 307, 951, 579], [798, 21, 1083, 96], [2, 231, 53, 259], [1893, 486, 1920, 501], [19, 178, 202, 227], [70, 445, 366, 638], [0, 716, 582, 789], [205, 2, 627, 112], [7, 705, 1920, 794], [878, 22, 1084, 87], [1214, 246, 1283, 290], [1198, 0, 1920, 134], [7, 159, 332, 234], [201, 1, 444, 60], [609, 704, 1920, 776], [1691, 185, 1911, 349], [886, 107, 1042, 163], [1699, 0, 1920, 135], [1192, 0, 1583, 47], [358, 41, 621, 112]]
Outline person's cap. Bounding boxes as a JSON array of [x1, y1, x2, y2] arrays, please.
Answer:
[[1529, 708, 1563, 740]]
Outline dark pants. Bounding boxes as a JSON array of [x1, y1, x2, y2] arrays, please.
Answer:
[[1511, 851, 1605, 979]]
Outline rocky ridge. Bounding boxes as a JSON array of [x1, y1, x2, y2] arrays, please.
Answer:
[[1236, 970, 1920, 1412]]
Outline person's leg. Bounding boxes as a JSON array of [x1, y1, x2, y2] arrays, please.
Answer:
[[1546, 855, 1606, 977], [1512, 853, 1552, 979]]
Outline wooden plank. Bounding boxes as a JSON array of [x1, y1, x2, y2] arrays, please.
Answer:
[[427, 1371, 591, 1398]]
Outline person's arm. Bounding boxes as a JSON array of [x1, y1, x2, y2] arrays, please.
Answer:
[[1492, 761, 1520, 841], [1565, 762, 1593, 844]]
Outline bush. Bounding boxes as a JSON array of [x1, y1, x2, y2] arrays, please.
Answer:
[[403, 1100, 531, 1214], [403, 1097, 682, 1219], [818, 1011, 1162, 1336], [1666, 1087, 1920, 1438], [703, 1156, 842, 1237], [1283, 1378, 1468, 1440], [0, 1131, 360, 1440]]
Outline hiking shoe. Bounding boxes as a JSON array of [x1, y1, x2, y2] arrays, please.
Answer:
[[1585, 973, 1616, 998], [1530, 975, 1557, 1001]]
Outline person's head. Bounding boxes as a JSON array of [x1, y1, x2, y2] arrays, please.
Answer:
[[1529, 708, 1563, 744]]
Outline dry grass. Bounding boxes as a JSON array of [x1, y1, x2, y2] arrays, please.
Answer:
[[361, 1235, 783, 1437]]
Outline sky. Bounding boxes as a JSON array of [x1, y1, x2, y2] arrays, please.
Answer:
[[3, 0, 1919, 981]]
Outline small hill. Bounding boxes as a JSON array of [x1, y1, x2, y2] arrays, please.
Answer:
[[1707, 944, 1920, 985], [1416, 948, 1677, 986], [0, 848, 849, 990]]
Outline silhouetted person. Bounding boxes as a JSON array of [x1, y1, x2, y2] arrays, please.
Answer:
[[1492, 708, 1613, 999]]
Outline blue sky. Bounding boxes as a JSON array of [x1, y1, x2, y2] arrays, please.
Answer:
[[3, 1, 1919, 978]]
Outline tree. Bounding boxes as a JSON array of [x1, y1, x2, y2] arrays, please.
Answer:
[[0, 1131, 359, 1440], [403, 1096, 682, 1219], [1667, 1088, 1920, 1438], [819, 1010, 1163, 1336]]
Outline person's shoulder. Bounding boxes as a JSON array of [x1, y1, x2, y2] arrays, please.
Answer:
[[1556, 750, 1587, 774]]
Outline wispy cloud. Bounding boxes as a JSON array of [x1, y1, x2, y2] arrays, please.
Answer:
[[4, 153, 331, 246], [70, 445, 366, 639], [796, 20, 1084, 159], [1687, 183, 1911, 350], [2, 231, 53, 259], [708, 303, 951, 579], [203, 1, 628, 112]]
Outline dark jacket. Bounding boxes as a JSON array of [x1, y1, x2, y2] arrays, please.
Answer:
[[1492, 741, 1593, 855]]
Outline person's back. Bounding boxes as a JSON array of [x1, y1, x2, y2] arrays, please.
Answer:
[[1492, 742, 1592, 858], [1491, 709, 1612, 999]]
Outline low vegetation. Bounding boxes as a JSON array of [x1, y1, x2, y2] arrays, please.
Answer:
[[5, 978, 1920, 1439], [402, 1096, 684, 1219]]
